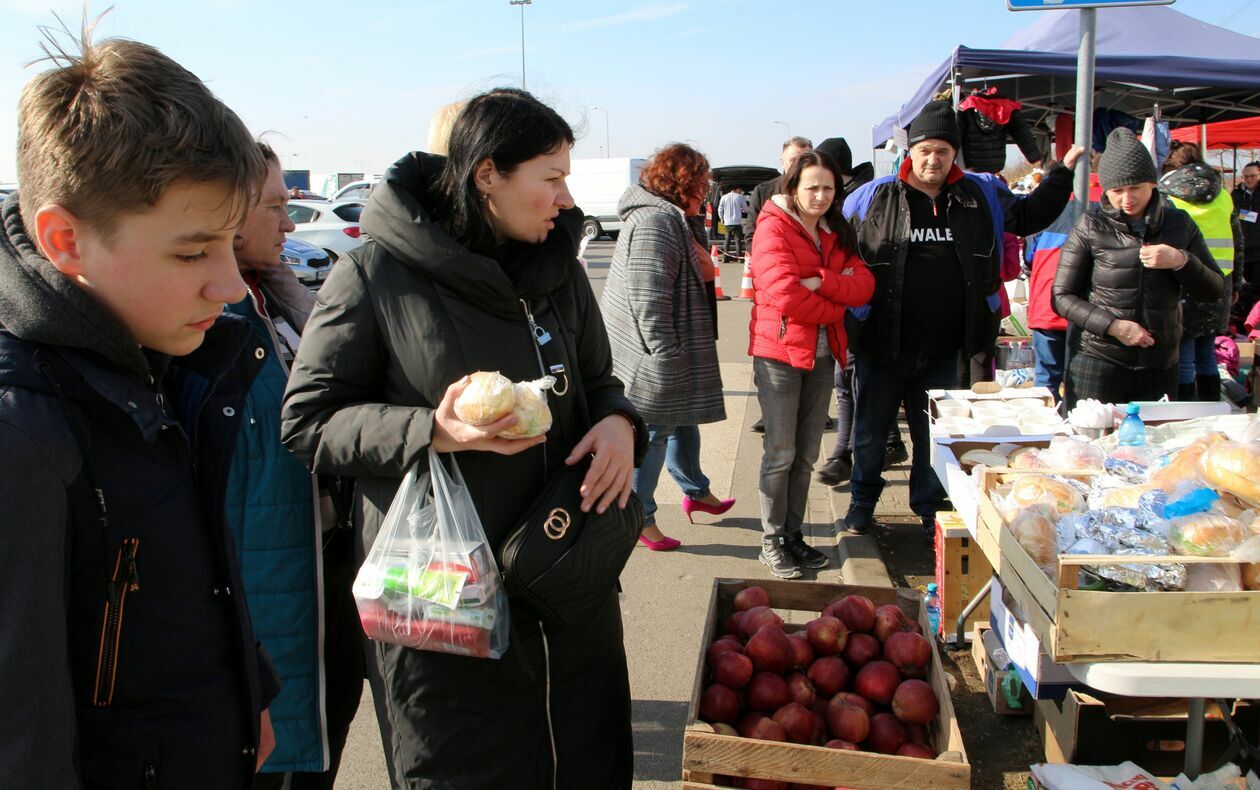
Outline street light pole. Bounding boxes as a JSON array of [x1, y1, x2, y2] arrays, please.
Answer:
[[771, 120, 791, 139], [590, 106, 610, 158], [509, 0, 531, 90]]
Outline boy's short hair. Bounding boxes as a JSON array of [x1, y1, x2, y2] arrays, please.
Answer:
[[17, 21, 265, 240]]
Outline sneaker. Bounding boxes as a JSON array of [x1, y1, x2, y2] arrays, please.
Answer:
[[844, 503, 875, 535], [751, 418, 765, 434], [759, 536, 802, 579], [883, 441, 909, 470], [786, 534, 830, 569], [815, 455, 852, 487]]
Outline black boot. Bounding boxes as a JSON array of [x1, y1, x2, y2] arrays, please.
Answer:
[[816, 454, 852, 487], [1177, 382, 1197, 402], [1196, 374, 1221, 402]]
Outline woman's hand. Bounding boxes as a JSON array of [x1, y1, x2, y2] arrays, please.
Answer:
[[800, 276, 822, 292], [431, 376, 547, 455], [1139, 244, 1187, 270], [1107, 319, 1156, 348], [565, 414, 636, 514]]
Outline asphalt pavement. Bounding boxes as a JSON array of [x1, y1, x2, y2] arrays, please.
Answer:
[[331, 241, 917, 789]]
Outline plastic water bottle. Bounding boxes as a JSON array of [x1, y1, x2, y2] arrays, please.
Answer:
[[1117, 402, 1147, 447], [924, 583, 941, 640]]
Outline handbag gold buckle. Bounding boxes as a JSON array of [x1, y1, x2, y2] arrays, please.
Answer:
[[543, 508, 571, 540]]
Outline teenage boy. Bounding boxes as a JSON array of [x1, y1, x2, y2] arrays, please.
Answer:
[[0, 31, 279, 788]]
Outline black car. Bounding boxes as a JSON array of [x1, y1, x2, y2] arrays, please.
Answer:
[[703, 165, 779, 245]]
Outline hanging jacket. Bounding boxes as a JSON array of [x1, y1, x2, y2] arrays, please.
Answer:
[[843, 158, 1074, 360], [1160, 162, 1243, 337], [1052, 191, 1222, 370], [601, 184, 725, 426], [747, 196, 874, 369], [280, 151, 646, 789], [0, 193, 280, 789], [224, 287, 326, 774], [958, 89, 1043, 174], [1026, 174, 1103, 333]]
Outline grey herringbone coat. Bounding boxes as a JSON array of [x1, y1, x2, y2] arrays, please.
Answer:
[[600, 185, 725, 426]]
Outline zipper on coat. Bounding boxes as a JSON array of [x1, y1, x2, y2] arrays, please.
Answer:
[[540, 621, 558, 790], [520, 299, 552, 470], [92, 537, 140, 706]]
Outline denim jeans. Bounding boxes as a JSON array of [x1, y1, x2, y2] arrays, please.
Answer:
[[1032, 329, 1067, 402], [828, 352, 901, 462], [633, 423, 711, 525], [1178, 334, 1218, 383], [850, 351, 957, 518], [754, 355, 835, 537]]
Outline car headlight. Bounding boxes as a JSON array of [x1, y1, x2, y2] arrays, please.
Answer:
[[280, 254, 300, 265]]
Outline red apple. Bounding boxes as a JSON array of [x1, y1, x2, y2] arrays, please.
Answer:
[[785, 671, 818, 708], [737, 712, 787, 742], [884, 631, 933, 679], [828, 594, 877, 634], [873, 604, 917, 643], [707, 637, 743, 668], [713, 651, 754, 689], [807, 656, 850, 697], [831, 691, 875, 718], [897, 743, 936, 759], [747, 672, 791, 712], [745, 625, 793, 674], [854, 661, 902, 705], [786, 633, 814, 669], [700, 684, 740, 724], [905, 722, 931, 746], [865, 712, 907, 754], [713, 722, 739, 737], [773, 702, 816, 744], [743, 780, 789, 790], [740, 606, 785, 639], [825, 739, 860, 750], [804, 616, 848, 656], [735, 586, 772, 611], [825, 694, 870, 743], [725, 611, 745, 637], [736, 711, 768, 737], [841, 633, 881, 669], [891, 679, 940, 725]]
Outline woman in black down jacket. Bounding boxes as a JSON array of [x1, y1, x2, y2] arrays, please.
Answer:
[[1053, 129, 1222, 409], [281, 89, 645, 789]]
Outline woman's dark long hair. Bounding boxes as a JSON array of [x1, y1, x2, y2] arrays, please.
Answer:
[[436, 88, 575, 255], [781, 150, 857, 255]]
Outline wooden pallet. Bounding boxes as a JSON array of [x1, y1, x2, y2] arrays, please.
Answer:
[[681, 578, 971, 789], [975, 467, 1260, 663]]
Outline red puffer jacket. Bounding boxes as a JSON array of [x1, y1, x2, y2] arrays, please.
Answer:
[[748, 197, 875, 369]]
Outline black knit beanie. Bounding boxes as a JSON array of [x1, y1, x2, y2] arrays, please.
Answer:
[[907, 100, 960, 149], [1098, 128, 1157, 191], [815, 137, 853, 175]]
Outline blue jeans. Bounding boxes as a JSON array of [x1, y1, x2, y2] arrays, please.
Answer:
[[850, 351, 957, 518], [633, 424, 711, 525], [1032, 329, 1067, 402], [754, 355, 835, 537], [1178, 334, 1218, 384]]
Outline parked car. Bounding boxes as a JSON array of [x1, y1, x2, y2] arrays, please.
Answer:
[[281, 237, 333, 286], [330, 179, 379, 202], [286, 199, 365, 260], [702, 165, 779, 245], [566, 158, 646, 240], [0, 183, 17, 199]]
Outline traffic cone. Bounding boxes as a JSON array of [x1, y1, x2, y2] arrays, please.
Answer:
[[713, 267, 730, 301], [710, 244, 724, 265], [736, 255, 755, 300]]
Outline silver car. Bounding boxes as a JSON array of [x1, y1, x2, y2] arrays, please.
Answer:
[[286, 199, 365, 261], [282, 237, 332, 286]]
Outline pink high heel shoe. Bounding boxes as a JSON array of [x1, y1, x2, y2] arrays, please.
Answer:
[[681, 495, 736, 524], [638, 534, 681, 551]]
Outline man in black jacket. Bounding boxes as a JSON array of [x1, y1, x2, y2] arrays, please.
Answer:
[[841, 101, 1079, 536], [0, 31, 278, 788], [1233, 161, 1260, 284]]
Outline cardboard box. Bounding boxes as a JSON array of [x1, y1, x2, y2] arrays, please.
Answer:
[[934, 511, 992, 644], [988, 577, 1080, 700], [1035, 691, 1256, 777], [971, 624, 1033, 716]]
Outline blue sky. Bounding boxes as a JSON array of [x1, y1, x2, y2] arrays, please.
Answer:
[[1, 0, 1257, 184]]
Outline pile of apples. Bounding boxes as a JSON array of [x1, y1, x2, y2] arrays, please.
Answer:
[[699, 587, 942, 789]]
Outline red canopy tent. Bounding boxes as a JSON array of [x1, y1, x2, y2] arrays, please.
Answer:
[[1170, 116, 1260, 149]]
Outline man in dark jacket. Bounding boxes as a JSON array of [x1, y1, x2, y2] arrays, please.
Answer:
[[0, 34, 278, 788], [842, 101, 1079, 536], [745, 136, 813, 245], [1233, 161, 1260, 284]]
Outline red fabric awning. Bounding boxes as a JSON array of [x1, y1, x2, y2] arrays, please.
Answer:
[[1170, 117, 1260, 149]]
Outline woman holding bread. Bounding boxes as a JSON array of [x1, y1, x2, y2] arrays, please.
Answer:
[[1053, 128, 1223, 409], [281, 89, 644, 789]]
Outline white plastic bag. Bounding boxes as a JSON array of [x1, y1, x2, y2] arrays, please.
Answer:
[[352, 449, 510, 658]]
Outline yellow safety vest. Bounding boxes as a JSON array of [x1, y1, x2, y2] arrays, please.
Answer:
[[1168, 190, 1236, 276]]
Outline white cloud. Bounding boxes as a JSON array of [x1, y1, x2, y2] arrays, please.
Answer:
[[560, 3, 690, 31]]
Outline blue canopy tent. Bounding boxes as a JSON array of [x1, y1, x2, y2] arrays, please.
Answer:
[[872, 6, 1260, 151]]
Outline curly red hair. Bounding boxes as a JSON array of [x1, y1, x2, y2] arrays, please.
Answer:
[[640, 143, 710, 209]]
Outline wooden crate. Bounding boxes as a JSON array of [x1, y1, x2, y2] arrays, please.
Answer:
[[934, 511, 992, 644], [682, 578, 970, 790], [971, 624, 1033, 716], [975, 467, 1260, 663]]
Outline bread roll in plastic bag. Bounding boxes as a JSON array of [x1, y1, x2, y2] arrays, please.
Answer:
[[1003, 475, 1085, 521], [1147, 431, 1227, 492], [1010, 505, 1059, 574], [1164, 512, 1251, 557], [1039, 436, 1104, 471], [498, 376, 556, 439], [1198, 440, 1260, 507], [454, 371, 516, 426], [1243, 563, 1260, 590]]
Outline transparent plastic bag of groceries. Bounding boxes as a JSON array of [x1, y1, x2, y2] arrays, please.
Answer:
[[352, 448, 510, 658]]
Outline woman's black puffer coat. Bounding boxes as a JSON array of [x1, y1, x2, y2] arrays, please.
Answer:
[[1052, 191, 1222, 371]]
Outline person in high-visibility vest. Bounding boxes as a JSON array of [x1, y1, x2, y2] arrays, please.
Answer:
[[1159, 141, 1244, 401]]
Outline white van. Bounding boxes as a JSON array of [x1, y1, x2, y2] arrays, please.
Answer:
[[566, 158, 645, 239]]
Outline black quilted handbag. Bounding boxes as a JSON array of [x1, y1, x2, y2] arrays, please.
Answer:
[[496, 294, 645, 629]]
